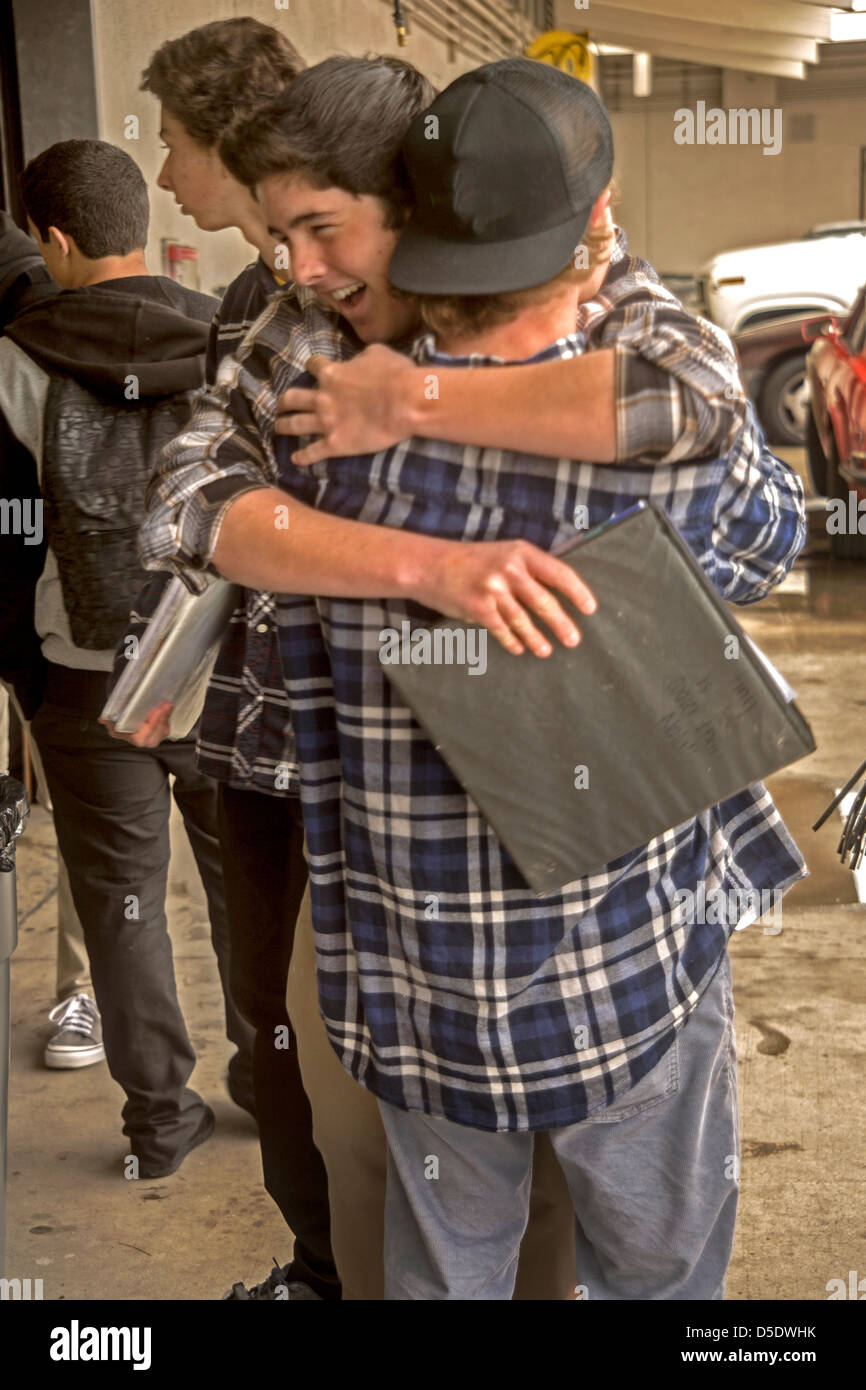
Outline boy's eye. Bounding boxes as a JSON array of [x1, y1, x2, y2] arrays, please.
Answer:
[[311, 224, 336, 235]]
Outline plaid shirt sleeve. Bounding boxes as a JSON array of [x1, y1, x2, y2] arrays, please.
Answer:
[[138, 357, 278, 594], [703, 427, 806, 605], [137, 291, 346, 593], [582, 229, 751, 466]]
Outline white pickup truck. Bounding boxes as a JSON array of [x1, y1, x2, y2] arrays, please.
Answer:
[[696, 222, 866, 336]]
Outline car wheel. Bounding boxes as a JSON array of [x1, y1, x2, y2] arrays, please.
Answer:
[[825, 435, 866, 560], [759, 355, 809, 446], [806, 410, 827, 496]]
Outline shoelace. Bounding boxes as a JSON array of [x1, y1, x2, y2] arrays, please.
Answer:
[[226, 1260, 307, 1300], [254, 1259, 292, 1299], [48, 993, 100, 1037]]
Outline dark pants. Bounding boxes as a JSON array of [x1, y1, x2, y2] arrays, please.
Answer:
[[217, 782, 340, 1301], [31, 667, 255, 1169]]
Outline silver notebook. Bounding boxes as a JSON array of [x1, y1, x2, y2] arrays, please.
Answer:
[[101, 576, 240, 738]]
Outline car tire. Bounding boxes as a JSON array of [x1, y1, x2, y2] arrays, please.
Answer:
[[759, 354, 809, 446], [825, 434, 866, 560], [806, 410, 827, 496]]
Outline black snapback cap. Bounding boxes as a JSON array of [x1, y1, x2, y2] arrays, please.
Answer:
[[389, 57, 614, 296]]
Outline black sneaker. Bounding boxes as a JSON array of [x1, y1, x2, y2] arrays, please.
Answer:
[[135, 1105, 215, 1180], [226, 1066, 257, 1121], [223, 1258, 323, 1301]]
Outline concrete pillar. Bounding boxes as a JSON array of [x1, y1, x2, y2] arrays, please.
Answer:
[[11, 0, 99, 161]]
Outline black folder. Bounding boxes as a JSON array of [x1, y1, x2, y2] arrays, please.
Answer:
[[384, 502, 815, 896]]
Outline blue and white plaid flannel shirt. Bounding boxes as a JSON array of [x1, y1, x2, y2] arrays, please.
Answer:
[[138, 235, 808, 1130], [267, 331, 808, 1132]]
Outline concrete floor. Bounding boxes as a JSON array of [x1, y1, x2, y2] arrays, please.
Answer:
[[6, 803, 286, 1301], [4, 447, 866, 1300]]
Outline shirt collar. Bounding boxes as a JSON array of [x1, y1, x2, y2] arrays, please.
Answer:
[[610, 223, 628, 264], [412, 331, 585, 368]]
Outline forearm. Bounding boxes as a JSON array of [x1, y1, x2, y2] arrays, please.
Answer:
[[407, 297, 746, 466], [407, 351, 617, 462], [281, 251, 751, 468], [212, 486, 596, 657], [212, 487, 445, 597]]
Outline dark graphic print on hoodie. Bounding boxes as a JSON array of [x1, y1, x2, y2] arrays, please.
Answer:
[[0, 215, 215, 706]]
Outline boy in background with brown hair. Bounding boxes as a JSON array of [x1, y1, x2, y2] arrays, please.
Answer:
[[137, 17, 341, 1301]]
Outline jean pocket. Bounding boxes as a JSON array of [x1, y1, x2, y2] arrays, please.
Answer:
[[585, 1035, 680, 1124]]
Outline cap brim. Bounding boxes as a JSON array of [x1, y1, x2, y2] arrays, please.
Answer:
[[388, 210, 590, 296]]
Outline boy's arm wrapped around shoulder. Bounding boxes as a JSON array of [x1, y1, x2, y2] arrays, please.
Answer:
[[138, 290, 318, 591], [138, 353, 279, 594]]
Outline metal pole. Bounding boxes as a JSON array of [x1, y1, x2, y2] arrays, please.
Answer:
[[0, 775, 28, 1278], [0, 871, 15, 1276]]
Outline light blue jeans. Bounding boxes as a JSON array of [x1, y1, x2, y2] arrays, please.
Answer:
[[378, 951, 739, 1300]]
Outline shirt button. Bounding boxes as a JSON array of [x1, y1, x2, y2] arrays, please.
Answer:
[[256, 623, 268, 634]]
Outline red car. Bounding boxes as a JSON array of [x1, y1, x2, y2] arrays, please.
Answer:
[[806, 284, 866, 558]]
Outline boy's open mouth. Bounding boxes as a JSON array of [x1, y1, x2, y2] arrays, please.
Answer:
[[328, 280, 367, 311]]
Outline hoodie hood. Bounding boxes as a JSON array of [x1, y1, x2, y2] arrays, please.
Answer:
[[0, 210, 55, 327], [5, 275, 217, 399]]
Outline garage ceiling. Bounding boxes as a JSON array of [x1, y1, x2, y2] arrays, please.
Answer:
[[553, 0, 864, 79]]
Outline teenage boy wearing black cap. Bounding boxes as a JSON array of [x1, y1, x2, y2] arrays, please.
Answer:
[[270, 61, 806, 1299], [140, 56, 805, 1297]]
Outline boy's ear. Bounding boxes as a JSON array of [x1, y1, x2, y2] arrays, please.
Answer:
[[47, 226, 73, 259]]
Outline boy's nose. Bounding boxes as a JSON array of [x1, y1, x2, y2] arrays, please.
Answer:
[[290, 245, 327, 287]]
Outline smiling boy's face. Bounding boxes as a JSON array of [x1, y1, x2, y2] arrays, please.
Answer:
[[257, 171, 419, 345]]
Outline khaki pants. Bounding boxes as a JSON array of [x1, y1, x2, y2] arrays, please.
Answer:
[[287, 887, 577, 1301]]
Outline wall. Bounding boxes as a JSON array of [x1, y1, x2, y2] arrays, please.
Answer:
[[89, 0, 485, 296], [56, 2, 866, 286], [604, 64, 866, 274]]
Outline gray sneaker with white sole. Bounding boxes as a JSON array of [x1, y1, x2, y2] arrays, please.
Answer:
[[45, 993, 105, 1069]]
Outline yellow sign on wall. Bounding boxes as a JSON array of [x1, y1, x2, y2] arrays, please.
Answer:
[[526, 30, 593, 84]]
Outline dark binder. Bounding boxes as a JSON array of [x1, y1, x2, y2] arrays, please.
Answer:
[[384, 501, 815, 895]]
